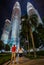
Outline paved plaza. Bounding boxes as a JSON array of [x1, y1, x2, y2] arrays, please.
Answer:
[[3, 57, 44, 65]]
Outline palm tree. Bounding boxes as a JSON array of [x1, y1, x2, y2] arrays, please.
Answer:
[[28, 14, 38, 57], [20, 14, 38, 57], [20, 15, 29, 50]]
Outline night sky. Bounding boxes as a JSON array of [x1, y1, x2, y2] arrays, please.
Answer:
[[0, 0, 44, 38]]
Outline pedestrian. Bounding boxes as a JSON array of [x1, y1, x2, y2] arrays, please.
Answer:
[[18, 46, 24, 61], [11, 45, 16, 63]]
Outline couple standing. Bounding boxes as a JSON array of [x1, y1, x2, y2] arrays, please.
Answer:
[[11, 45, 23, 63]]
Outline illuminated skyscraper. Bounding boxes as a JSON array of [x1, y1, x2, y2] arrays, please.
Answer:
[[27, 2, 43, 25], [11, 2, 21, 48], [1, 19, 11, 44]]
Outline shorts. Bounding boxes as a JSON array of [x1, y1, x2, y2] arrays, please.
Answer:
[[12, 52, 16, 58], [19, 53, 23, 57]]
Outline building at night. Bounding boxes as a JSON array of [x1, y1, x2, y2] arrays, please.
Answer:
[[1, 19, 11, 44], [11, 2, 21, 49], [1, 1, 43, 48], [27, 2, 43, 25]]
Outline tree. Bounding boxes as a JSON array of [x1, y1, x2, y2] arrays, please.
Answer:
[[36, 23, 44, 46], [5, 44, 10, 51], [28, 14, 38, 57], [20, 14, 30, 50], [0, 40, 4, 50], [42, 17, 44, 24], [20, 14, 38, 57], [33, 31, 40, 48]]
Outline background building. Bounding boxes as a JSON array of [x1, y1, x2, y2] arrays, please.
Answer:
[[1, 19, 11, 44]]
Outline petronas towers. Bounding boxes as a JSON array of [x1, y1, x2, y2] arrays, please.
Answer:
[[1, 2, 42, 48]]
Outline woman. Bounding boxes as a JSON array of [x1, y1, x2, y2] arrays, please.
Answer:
[[18, 47, 23, 61]]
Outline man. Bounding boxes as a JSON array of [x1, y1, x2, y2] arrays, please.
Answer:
[[11, 45, 16, 63]]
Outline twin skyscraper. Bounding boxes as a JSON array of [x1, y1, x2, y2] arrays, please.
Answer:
[[1, 2, 42, 48]]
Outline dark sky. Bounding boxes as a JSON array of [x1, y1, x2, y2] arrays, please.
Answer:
[[0, 0, 44, 38]]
